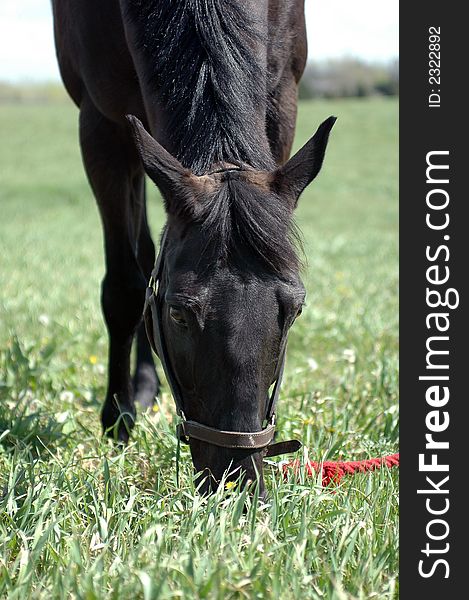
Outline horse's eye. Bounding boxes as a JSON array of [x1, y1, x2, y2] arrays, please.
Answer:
[[295, 306, 303, 320], [169, 306, 187, 327]]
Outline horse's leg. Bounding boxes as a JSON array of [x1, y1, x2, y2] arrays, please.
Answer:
[[268, 14, 307, 165], [267, 75, 299, 165], [79, 97, 146, 442], [133, 188, 160, 409]]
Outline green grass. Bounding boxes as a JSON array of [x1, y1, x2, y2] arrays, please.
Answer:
[[0, 98, 398, 599]]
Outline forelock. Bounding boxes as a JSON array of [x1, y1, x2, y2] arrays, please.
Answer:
[[194, 178, 301, 276]]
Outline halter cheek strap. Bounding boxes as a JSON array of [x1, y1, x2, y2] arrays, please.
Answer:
[[143, 227, 301, 457]]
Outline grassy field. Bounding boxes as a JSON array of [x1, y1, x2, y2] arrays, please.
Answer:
[[0, 98, 398, 599]]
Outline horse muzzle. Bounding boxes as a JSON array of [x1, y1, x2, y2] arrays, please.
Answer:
[[189, 439, 267, 496]]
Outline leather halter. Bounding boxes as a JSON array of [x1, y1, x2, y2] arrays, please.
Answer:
[[143, 225, 301, 458]]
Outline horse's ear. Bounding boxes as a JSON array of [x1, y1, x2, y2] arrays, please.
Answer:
[[126, 115, 199, 215], [274, 116, 336, 208]]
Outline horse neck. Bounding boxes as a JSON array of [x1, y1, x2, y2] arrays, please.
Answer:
[[123, 0, 274, 174], [160, 111, 274, 175]]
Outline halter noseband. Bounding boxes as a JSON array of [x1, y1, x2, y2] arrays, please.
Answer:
[[143, 226, 301, 457]]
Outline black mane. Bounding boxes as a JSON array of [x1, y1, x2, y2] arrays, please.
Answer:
[[124, 0, 275, 174], [195, 178, 301, 276]]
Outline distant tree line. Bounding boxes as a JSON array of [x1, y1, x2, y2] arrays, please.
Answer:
[[0, 58, 398, 104], [0, 81, 68, 104], [299, 58, 399, 99]]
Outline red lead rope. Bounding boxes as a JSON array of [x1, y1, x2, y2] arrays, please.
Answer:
[[283, 453, 400, 486]]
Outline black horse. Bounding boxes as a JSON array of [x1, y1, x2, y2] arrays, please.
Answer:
[[52, 0, 335, 494]]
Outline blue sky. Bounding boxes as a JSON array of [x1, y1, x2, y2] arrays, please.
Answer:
[[0, 1, 398, 82]]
